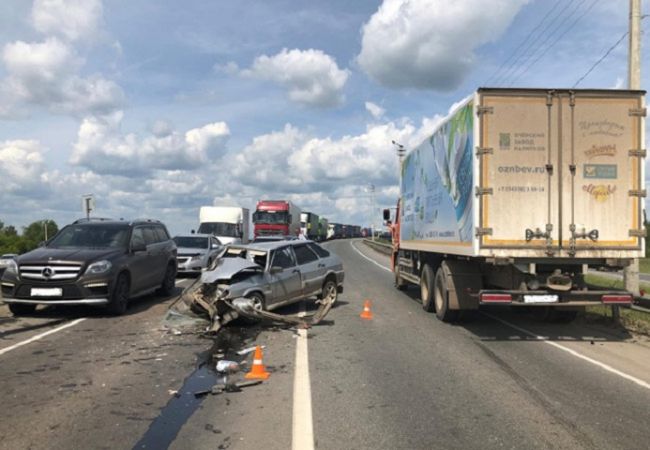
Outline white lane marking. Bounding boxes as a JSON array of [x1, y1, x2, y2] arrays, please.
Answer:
[[349, 241, 392, 273], [0, 318, 86, 356], [292, 304, 314, 450], [347, 241, 650, 391], [483, 312, 650, 391]]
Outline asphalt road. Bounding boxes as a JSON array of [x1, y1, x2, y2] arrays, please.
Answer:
[[1, 240, 649, 449]]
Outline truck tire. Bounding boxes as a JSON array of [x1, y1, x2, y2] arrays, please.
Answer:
[[420, 264, 435, 312], [395, 267, 408, 291], [434, 267, 459, 323]]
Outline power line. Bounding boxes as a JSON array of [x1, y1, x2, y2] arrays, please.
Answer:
[[508, 0, 600, 86], [492, 0, 578, 86], [572, 31, 628, 88], [572, 14, 648, 88], [484, 0, 564, 86]]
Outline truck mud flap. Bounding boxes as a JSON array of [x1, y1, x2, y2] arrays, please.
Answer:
[[441, 260, 482, 310]]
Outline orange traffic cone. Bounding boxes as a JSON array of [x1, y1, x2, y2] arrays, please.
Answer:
[[245, 345, 270, 380], [360, 300, 373, 320]]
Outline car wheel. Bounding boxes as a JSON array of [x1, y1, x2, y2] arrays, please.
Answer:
[[239, 292, 265, 324], [157, 263, 176, 296], [434, 267, 458, 323], [321, 278, 338, 304], [8, 303, 37, 316], [420, 264, 435, 312], [107, 273, 130, 315]]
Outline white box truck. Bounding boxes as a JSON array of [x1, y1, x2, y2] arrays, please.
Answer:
[[384, 88, 645, 322], [300, 212, 320, 240], [198, 206, 250, 244]]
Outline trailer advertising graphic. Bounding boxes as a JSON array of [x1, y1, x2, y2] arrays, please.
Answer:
[[400, 101, 473, 243]]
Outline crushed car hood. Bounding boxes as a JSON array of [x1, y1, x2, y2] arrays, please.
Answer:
[[200, 257, 261, 283]]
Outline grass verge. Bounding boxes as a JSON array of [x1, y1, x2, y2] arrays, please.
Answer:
[[583, 273, 650, 336]]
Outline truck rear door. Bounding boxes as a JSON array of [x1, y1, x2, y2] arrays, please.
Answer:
[[477, 89, 645, 256]]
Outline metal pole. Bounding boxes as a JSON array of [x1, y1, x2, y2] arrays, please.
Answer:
[[624, 0, 642, 300]]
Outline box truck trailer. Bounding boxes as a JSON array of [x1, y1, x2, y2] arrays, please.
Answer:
[[384, 88, 645, 322], [300, 212, 320, 240], [198, 206, 250, 244]]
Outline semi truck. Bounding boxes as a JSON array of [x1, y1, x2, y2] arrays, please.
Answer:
[[198, 206, 250, 244], [300, 212, 320, 240], [253, 200, 301, 237], [318, 217, 329, 241], [384, 88, 645, 322]]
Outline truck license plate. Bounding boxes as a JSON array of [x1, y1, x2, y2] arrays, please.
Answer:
[[524, 294, 558, 303], [31, 287, 62, 297]]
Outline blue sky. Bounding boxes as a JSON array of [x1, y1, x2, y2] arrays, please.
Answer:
[[0, 0, 647, 235]]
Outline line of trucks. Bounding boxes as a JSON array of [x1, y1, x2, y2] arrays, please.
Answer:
[[196, 202, 365, 245], [384, 87, 645, 322]]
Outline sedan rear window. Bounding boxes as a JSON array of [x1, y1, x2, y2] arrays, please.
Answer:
[[307, 243, 330, 258], [294, 244, 318, 264]]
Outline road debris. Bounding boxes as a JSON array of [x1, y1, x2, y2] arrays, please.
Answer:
[[215, 360, 240, 373], [236, 345, 265, 356], [164, 261, 336, 334]]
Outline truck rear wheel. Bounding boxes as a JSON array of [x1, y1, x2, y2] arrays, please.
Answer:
[[434, 267, 459, 323], [395, 268, 408, 291], [420, 264, 435, 311]]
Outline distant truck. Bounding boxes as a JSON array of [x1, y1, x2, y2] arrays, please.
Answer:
[[253, 200, 301, 237], [328, 223, 344, 240], [300, 212, 320, 240], [318, 217, 329, 241], [385, 88, 645, 322], [198, 206, 250, 245]]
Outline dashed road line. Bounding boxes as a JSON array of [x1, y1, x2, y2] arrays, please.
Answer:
[[292, 305, 314, 450], [0, 318, 86, 356]]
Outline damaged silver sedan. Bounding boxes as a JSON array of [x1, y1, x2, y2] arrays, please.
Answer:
[[171, 240, 344, 332]]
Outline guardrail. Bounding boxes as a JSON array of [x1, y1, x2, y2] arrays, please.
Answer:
[[362, 239, 392, 255]]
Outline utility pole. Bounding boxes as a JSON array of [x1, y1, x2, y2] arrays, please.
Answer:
[[624, 0, 642, 298], [367, 184, 376, 241]]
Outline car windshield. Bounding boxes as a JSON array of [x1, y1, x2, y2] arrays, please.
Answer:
[[197, 222, 239, 237], [223, 247, 268, 267], [174, 236, 208, 249], [48, 225, 130, 249], [253, 211, 288, 224]]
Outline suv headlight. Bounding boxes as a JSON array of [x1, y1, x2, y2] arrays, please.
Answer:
[[85, 260, 112, 275], [4, 260, 17, 274]]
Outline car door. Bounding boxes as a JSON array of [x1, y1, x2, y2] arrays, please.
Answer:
[[293, 243, 323, 296], [129, 227, 151, 293], [143, 226, 166, 288], [268, 246, 302, 307]]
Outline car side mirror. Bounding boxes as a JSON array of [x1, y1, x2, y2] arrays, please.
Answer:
[[131, 242, 146, 253], [270, 266, 283, 274], [211, 243, 220, 249]]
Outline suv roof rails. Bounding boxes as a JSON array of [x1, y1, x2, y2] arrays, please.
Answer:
[[130, 218, 163, 225], [73, 217, 115, 224]]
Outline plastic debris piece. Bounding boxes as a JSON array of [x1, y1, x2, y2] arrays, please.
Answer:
[[216, 360, 240, 373], [236, 345, 265, 356]]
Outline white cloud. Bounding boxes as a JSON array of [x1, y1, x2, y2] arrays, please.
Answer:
[[242, 48, 349, 107], [357, 0, 528, 90], [0, 140, 48, 194], [365, 101, 385, 119], [70, 112, 230, 175], [31, 0, 103, 42], [0, 38, 124, 117], [612, 77, 625, 89]]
